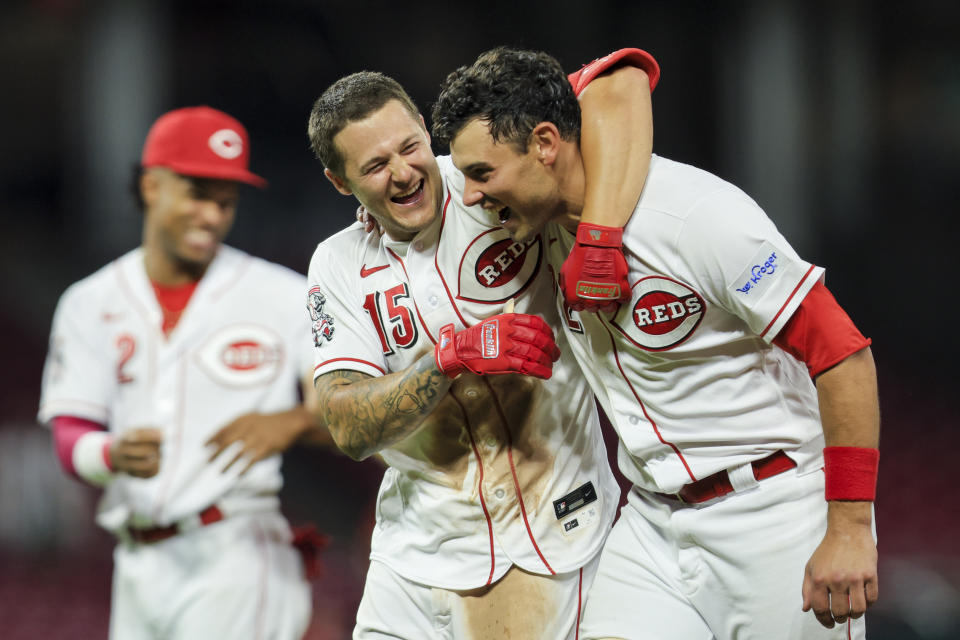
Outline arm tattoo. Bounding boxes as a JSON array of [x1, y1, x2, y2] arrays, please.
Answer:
[[315, 353, 451, 460]]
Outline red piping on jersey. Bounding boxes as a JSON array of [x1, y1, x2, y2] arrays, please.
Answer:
[[152, 357, 188, 521], [434, 188, 472, 328], [482, 377, 555, 575], [386, 247, 438, 344], [760, 264, 817, 338], [599, 317, 697, 483], [575, 567, 583, 640], [315, 357, 386, 376], [451, 392, 496, 585]]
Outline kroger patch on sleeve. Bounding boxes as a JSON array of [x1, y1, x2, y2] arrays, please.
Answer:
[[726, 240, 824, 340], [728, 241, 784, 307]]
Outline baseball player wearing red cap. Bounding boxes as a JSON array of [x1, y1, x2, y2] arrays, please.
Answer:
[[433, 47, 880, 640], [39, 106, 329, 639], [305, 51, 657, 639]]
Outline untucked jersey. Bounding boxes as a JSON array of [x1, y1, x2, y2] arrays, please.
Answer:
[[39, 245, 312, 532], [307, 155, 619, 590], [544, 155, 826, 495]]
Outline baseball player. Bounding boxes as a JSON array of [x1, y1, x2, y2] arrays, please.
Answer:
[[38, 106, 329, 640], [305, 50, 658, 639], [433, 47, 880, 640]]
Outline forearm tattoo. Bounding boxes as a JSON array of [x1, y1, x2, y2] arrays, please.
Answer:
[[315, 354, 450, 460]]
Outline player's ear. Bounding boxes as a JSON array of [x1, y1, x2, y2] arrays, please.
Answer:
[[324, 168, 353, 196], [531, 122, 561, 166], [140, 169, 160, 208], [419, 114, 431, 145]]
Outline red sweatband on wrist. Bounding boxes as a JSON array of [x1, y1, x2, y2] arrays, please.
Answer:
[[823, 446, 879, 501], [576, 223, 623, 247]]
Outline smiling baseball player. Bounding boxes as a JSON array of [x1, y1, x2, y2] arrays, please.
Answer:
[[434, 47, 880, 640], [305, 50, 658, 639], [38, 106, 328, 640]]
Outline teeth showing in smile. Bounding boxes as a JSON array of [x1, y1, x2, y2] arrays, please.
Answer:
[[391, 179, 423, 204], [497, 206, 512, 223], [185, 229, 216, 248]]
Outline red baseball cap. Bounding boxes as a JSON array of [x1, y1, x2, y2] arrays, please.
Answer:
[[141, 106, 267, 188]]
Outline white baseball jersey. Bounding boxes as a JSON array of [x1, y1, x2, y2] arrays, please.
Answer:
[[307, 155, 619, 591], [544, 154, 826, 495], [38, 245, 312, 531]]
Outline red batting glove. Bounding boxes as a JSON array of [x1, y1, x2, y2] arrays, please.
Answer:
[[559, 222, 631, 313], [434, 314, 561, 380]]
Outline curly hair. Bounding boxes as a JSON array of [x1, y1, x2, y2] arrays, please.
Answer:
[[308, 72, 421, 177], [431, 47, 580, 151]]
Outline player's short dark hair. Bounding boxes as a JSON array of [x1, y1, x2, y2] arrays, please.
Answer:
[[431, 47, 581, 151], [308, 72, 422, 177]]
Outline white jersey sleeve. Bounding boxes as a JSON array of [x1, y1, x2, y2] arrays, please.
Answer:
[[674, 179, 823, 341], [267, 263, 314, 378], [39, 272, 116, 425], [307, 224, 390, 380]]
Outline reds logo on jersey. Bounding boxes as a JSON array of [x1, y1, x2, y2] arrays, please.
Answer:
[[221, 341, 272, 371], [611, 276, 705, 351], [456, 228, 541, 303], [307, 286, 335, 347], [195, 324, 283, 387]]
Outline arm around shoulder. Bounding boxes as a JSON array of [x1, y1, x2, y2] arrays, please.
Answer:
[[578, 63, 654, 228], [560, 63, 655, 312]]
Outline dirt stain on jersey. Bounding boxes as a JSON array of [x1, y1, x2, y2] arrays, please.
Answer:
[[387, 366, 554, 512], [455, 565, 560, 639], [391, 392, 472, 480], [480, 375, 551, 515]]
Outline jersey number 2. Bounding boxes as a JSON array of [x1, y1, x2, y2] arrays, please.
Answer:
[[116, 334, 136, 384]]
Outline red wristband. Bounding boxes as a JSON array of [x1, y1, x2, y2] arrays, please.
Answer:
[[823, 446, 879, 501], [576, 223, 623, 247]]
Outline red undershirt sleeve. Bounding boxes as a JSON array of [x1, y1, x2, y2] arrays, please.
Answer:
[[773, 281, 871, 378]]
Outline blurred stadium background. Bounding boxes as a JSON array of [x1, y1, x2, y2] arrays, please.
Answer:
[[1, 0, 957, 637]]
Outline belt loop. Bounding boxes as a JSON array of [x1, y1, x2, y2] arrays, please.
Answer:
[[727, 461, 760, 493]]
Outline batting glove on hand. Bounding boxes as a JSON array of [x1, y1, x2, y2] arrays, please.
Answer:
[[559, 222, 631, 313], [434, 314, 561, 380]]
